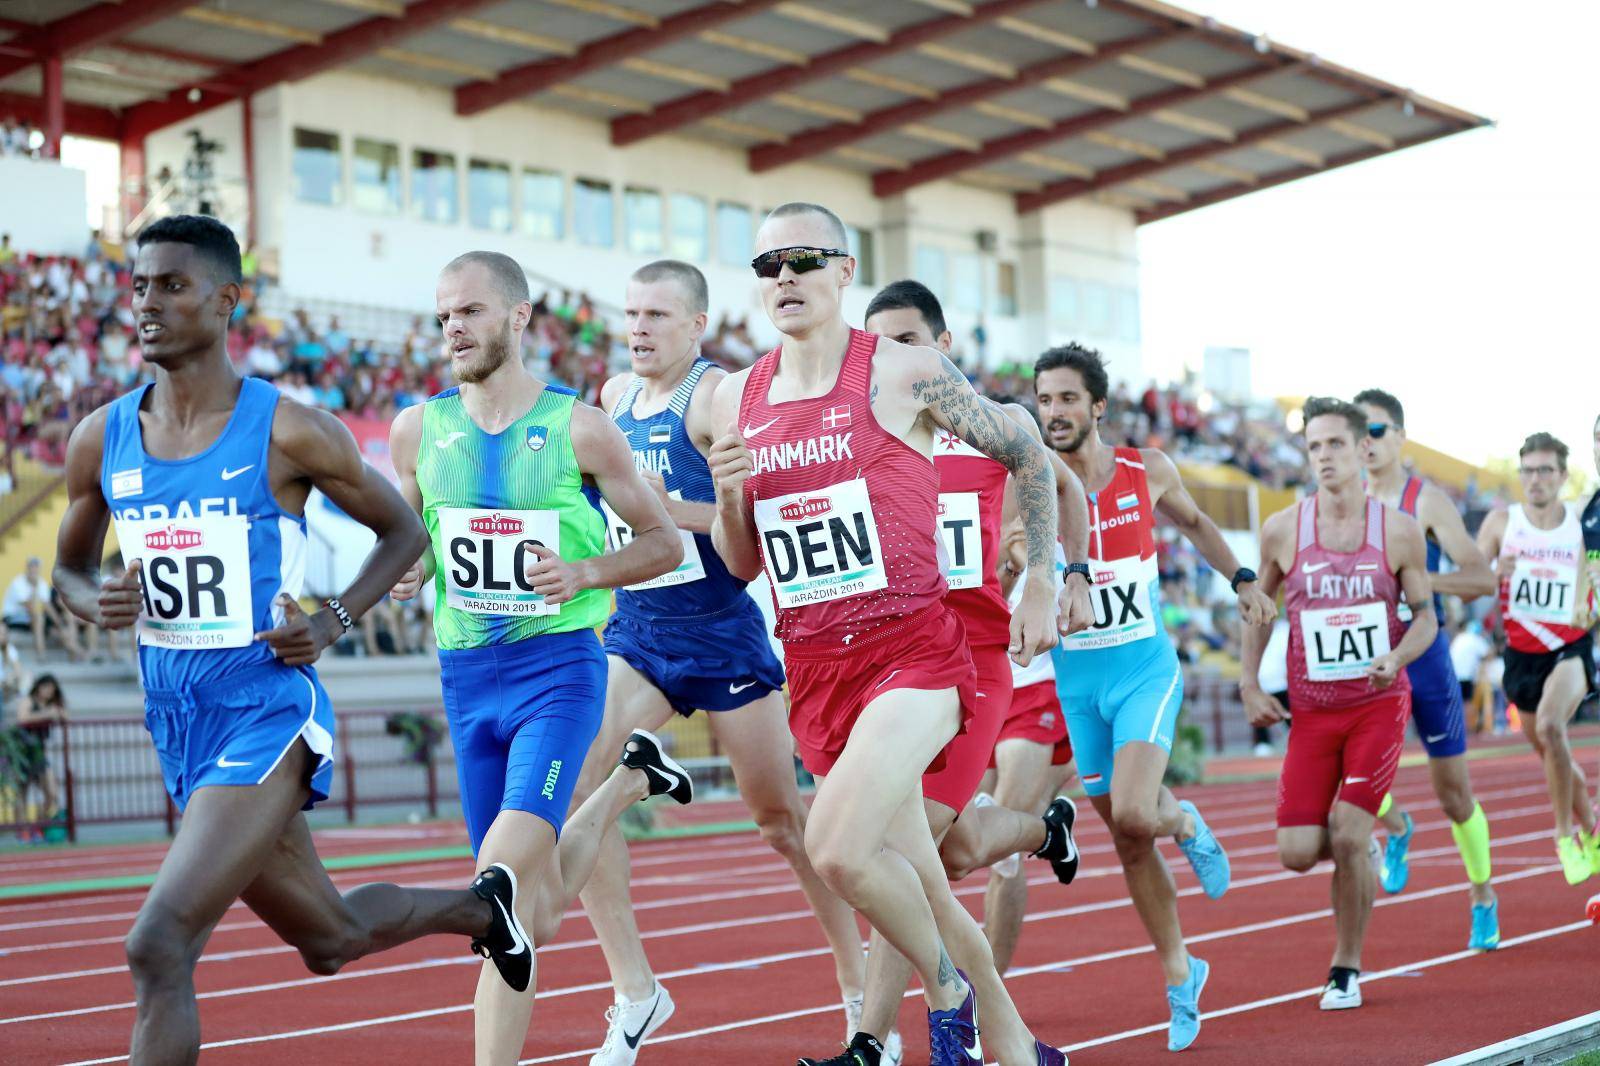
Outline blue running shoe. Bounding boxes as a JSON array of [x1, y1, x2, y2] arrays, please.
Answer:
[[1469, 900, 1500, 951], [1034, 1039, 1066, 1065], [1166, 955, 1209, 1052], [927, 970, 981, 1066], [1176, 802, 1230, 899], [1381, 810, 1413, 894]]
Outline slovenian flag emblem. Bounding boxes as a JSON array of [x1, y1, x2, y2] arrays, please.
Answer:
[[1117, 492, 1139, 510]]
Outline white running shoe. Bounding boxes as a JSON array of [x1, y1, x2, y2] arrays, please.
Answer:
[[884, 1028, 903, 1065], [1318, 973, 1361, 1011], [590, 982, 674, 1065]]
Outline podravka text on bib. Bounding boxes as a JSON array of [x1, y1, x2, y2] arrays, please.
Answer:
[[1299, 601, 1392, 681], [1060, 554, 1159, 651], [753, 478, 887, 609], [115, 513, 253, 649], [600, 497, 705, 591], [937, 492, 982, 590], [1507, 558, 1582, 627], [437, 508, 561, 616]]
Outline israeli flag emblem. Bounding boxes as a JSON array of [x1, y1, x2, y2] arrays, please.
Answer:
[[526, 425, 548, 452]]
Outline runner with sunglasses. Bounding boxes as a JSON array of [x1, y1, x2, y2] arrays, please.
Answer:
[[795, 280, 1092, 1066], [709, 202, 1070, 1065], [1353, 389, 1500, 949], [576, 258, 867, 1064], [1476, 431, 1600, 883], [1242, 396, 1438, 1011]]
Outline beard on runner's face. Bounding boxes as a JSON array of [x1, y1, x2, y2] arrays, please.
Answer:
[[450, 324, 513, 384]]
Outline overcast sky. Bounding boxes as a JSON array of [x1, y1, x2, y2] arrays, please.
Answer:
[[1138, 0, 1596, 472]]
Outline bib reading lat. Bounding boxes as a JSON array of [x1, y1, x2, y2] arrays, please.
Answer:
[[115, 513, 253, 649], [1300, 601, 1392, 681], [1060, 554, 1159, 651], [1507, 558, 1581, 627], [753, 478, 887, 608], [600, 498, 706, 590], [937, 492, 983, 590], [438, 507, 560, 616]]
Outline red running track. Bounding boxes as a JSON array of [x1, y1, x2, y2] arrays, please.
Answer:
[[2, 748, 1597, 1065]]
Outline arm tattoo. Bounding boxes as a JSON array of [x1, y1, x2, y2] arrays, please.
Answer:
[[912, 356, 1056, 569]]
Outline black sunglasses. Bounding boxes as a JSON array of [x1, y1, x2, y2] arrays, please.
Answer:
[[750, 246, 848, 279], [1367, 423, 1390, 439]]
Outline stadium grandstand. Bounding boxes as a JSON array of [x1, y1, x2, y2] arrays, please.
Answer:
[[7, 4, 1599, 1065]]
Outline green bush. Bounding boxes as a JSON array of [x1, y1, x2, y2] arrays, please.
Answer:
[[1163, 708, 1208, 786]]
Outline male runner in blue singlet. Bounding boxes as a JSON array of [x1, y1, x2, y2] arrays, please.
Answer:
[[52, 216, 526, 1065]]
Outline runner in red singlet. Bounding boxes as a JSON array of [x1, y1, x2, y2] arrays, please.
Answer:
[[1476, 431, 1599, 882], [708, 203, 1068, 1066], [1242, 397, 1438, 1011], [797, 280, 1091, 1065]]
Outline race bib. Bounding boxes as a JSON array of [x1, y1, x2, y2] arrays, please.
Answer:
[[753, 478, 887, 609], [600, 498, 706, 590], [115, 513, 253, 649], [1507, 558, 1581, 627], [1060, 554, 1159, 651], [1299, 601, 1392, 681], [437, 508, 560, 616], [937, 492, 983, 590]]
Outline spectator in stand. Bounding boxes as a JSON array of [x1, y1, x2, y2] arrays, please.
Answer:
[[3, 557, 82, 661], [13, 673, 67, 837], [0, 234, 14, 266]]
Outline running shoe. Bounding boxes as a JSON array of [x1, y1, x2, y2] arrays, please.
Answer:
[[1165, 955, 1209, 1051], [1582, 826, 1600, 877], [1032, 796, 1079, 885], [1381, 810, 1413, 893], [1469, 900, 1500, 952], [1318, 970, 1361, 1011], [927, 971, 982, 1066], [826, 999, 898, 1066], [1034, 1039, 1067, 1065], [591, 983, 674, 1066], [1557, 836, 1592, 885], [620, 730, 694, 805], [468, 862, 533, 992], [1176, 801, 1230, 900], [799, 1033, 883, 1066], [884, 1029, 902, 1065]]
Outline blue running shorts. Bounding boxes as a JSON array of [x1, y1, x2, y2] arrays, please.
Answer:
[[1405, 629, 1468, 758], [1052, 637, 1183, 797], [439, 629, 607, 852], [143, 661, 335, 812], [603, 596, 786, 717]]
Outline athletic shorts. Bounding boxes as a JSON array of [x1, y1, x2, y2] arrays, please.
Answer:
[[1052, 637, 1183, 797], [784, 603, 977, 778], [989, 679, 1072, 767], [143, 661, 335, 813], [603, 596, 786, 717], [923, 644, 1012, 813], [439, 629, 607, 851], [1405, 630, 1468, 758], [1277, 691, 1410, 827], [1503, 632, 1597, 714]]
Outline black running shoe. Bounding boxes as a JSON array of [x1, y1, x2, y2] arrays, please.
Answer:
[[469, 862, 533, 991], [1031, 796, 1080, 885], [620, 729, 694, 805], [800, 1033, 884, 1066]]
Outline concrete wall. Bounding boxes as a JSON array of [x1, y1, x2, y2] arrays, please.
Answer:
[[0, 156, 89, 255], [241, 69, 1142, 376]]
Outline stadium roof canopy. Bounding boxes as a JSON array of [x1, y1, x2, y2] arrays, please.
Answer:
[[0, 0, 1489, 222]]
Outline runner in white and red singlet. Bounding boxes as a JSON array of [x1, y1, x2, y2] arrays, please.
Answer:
[[1242, 397, 1438, 1011], [708, 202, 1068, 1066], [1476, 431, 1600, 883], [797, 280, 1092, 1066]]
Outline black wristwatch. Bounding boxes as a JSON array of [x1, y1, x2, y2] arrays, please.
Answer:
[[1064, 562, 1091, 583], [1230, 567, 1257, 593]]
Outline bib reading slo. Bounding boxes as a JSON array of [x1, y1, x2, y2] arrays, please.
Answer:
[[438, 508, 561, 616]]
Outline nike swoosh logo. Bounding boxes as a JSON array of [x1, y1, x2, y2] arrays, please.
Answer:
[[1345, 776, 1369, 784], [1302, 561, 1332, 573], [729, 680, 757, 694], [492, 895, 527, 956], [1425, 733, 1447, 743], [219, 465, 253, 481], [623, 993, 662, 1049], [644, 764, 681, 792], [741, 416, 779, 437], [216, 756, 251, 768], [435, 431, 468, 449]]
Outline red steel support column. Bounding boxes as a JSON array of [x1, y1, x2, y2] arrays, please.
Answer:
[[42, 53, 64, 158], [119, 132, 146, 237], [241, 94, 257, 250]]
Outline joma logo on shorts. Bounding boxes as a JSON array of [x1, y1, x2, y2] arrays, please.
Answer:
[[541, 760, 563, 800]]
